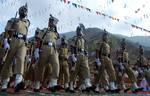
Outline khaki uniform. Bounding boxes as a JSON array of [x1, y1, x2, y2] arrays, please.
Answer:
[[34, 27, 59, 82], [58, 45, 70, 85], [137, 55, 150, 86], [0, 33, 7, 74], [96, 42, 116, 83], [137, 55, 147, 67], [1, 18, 30, 79], [24, 41, 52, 82], [116, 50, 137, 88], [24, 49, 34, 81], [144, 70, 150, 86], [70, 36, 90, 82], [0, 32, 6, 47], [44, 64, 52, 81]]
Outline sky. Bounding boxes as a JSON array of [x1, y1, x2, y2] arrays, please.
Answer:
[[0, 0, 150, 38]]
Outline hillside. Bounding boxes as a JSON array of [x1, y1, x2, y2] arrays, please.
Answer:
[[62, 28, 150, 64], [1, 28, 149, 64], [115, 34, 150, 47], [127, 36, 150, 47]]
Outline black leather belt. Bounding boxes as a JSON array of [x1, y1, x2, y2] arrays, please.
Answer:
[[13, 32, 26, 40], [43, 42, 54, 46], [139, 66, 148, 69], [101, 54, 108, 56], [78, 48, 85, 52]]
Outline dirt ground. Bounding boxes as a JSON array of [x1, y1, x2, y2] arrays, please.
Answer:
[[0, 88, 149, 96]]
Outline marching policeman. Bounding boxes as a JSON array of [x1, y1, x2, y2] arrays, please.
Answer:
[[136, 45, 150, 87], [116, 39, 143, 92], [69, 24, 93, 92], [34, 15, 60, 92], [1, 4, 30, 92], [58, 36, 70, 91], [95, 31, 119, 93]]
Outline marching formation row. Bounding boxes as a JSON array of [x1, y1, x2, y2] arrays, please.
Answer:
[[0, 4, 150, 94]]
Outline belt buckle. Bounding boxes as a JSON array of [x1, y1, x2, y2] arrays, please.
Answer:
[[81, 49, 84, 52], [48, 42, 53, 46], [18, 34, 23, 38]]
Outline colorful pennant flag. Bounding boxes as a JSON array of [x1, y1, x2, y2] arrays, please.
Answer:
[[64, 0, 67, 3], [86, 8, 91, 12], [72, 3, 77, 8]]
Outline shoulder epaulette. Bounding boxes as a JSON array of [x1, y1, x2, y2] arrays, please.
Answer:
[[8, 18, 18, 22]]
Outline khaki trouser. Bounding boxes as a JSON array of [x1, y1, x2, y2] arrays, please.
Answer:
[[116, 64, 137, 86], [97, 56, 116, 83], [144, 70, 150, 86], [34, 46, 59, 81], [2, 50, 8, 64], [115, 67, 124, 88], [0, 48, 7, 74], [70, 53, 90, 82], [44, 64, 52, 81], [59, 59, 70, 84], [95, 65, 109, 87], [1, 38, 27, 80], [24, 65, 35, 81]]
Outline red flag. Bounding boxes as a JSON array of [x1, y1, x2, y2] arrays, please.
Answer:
[[64, 0, 67, 3]]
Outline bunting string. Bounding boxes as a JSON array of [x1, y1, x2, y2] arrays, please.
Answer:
[[0, 0, 150, 33], [61, 0, 150, 33]]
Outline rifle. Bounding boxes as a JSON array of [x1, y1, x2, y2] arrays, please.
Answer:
[[7, 11, 18, 38], [39, 27, 58, 50], [39, 29, 48, 50]]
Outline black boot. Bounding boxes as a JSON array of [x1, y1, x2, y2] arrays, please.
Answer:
[[33, 88, 40, 92], [1, 88, 7, 92], [132, 87, 144, 93], [68, 89, 76, 93], [48, 85, 60, 92], [124, 88, 131, 93], [82, 86, 94, 93], [114, 88, 121, 93], [106, 88, 121, 93], [48, 87, 56, 92], [14, 81, 25, 92], [65, 87, 70, 92], [93, 90, 100, 93]]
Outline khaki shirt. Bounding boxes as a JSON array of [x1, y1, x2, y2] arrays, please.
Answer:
[[117, 50, 129, 63], [5, 18, 30, 36], [36, 27, 57, 43], [75, 36, 85, 50], [123, 51, 129, 62], [59, 45, 69, 59], [137, 55, 147, 67], [100, 42, 110, 56]]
